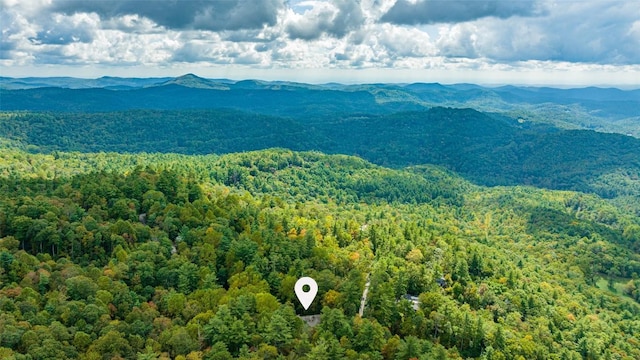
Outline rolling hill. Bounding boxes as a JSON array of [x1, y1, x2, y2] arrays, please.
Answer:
[[1, 107, 639, 204], [2, 75, 638, 136]]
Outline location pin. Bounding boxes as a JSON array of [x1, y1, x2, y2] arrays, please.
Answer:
[[294, 277, 318, 310]]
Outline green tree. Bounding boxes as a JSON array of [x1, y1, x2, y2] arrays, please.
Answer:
[[263, 313, 293, 351], [317, 307, 353, 340], [354, 319, 386, 354], [166, 326, 199, 357], [65, 275, 98, 300], [204, 305, 248, 355], [87, 330, 133, 359], [396, 336, 422, 360]]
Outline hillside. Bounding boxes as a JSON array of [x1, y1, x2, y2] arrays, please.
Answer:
[[0, 110, 324, 154], [0, 81, 423, 117], [2, 108, 639, 205], [0, 147, 639, 359]]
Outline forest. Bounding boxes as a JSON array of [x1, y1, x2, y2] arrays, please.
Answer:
[[1, 145, 640, 359], [1, 76, 640, 359], [1, 109, 640, 207]]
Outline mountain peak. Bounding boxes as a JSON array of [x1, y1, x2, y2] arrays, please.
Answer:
[[161, 73, 229, 90], [176, 73, 202, 80]]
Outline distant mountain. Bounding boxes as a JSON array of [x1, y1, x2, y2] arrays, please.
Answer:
[[2, 75, 637, 136], [0, 81, 424, 117], [0, 76, 172, 90], [1, 76, 639, 195], [159, 73, 231, 90]]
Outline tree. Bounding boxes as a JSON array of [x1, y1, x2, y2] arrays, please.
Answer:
[[204, 342, 233, 360], [316, 307, 353, 340], [65, 275, 98, 301], [353, 319, 386, 354], [87, 330, 133, 359], [262, 313, 293, 351], [396, 336, 422, 360], [157, 170, 180, 203], [163, 291, 187, 318], [167, 326, 199, 358], [204, 305, 248, 355], [308, 337, 344, 360], [178, 262, 200, 294], [493, 325, 506, 350]]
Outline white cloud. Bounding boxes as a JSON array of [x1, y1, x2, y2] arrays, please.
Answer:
[[1, 4, 40, 63], [285, 0, 365, 40], [433, 1, 640, 65], [102, 14, 165, 34], [172, 39, 269, 66], [1, 0, 639, 85], [373, 24, 437, 58], [436, 24, 479, 58], [31, 12, 99, 45]]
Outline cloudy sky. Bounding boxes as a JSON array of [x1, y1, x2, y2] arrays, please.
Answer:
[[2, 0, 639, 86]]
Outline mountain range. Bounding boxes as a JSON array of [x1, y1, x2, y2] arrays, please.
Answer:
[[1, 74, 639, 208], [2, 74, 639, 136]]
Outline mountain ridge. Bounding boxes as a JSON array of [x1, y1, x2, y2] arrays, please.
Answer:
[[2, 75, 637, 137], [1, 107, 639, 205]]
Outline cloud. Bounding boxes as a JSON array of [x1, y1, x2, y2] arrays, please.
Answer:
[[1, 0, 639, 80], [435, 24, 480, 58], [434, 1, 640, 65], [50, 0, 284, 31], [372, 23, 436, 58], [0, 42, 16, 59], [31, 13, 97, 45], [286, 0, 365, 40], [380, 0, 544, 25], [1, 4, 40, 63], [102, 14, 164, 34], [172, 39, 266, 65], [172, 41, 227, 63], [334, 52, 350, 60], [330, 0, 366, 37], [0, 11, 18, 58]]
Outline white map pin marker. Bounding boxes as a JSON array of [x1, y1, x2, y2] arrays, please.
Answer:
[[295, 277, 318, 310]]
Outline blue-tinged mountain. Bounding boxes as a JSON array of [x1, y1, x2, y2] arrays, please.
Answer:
[[1, 75, 639, 203], [158, 73, 232, 90], [0, 76, 172, 90], [2, 75, 638, 136], [0, 75, 425, 116], [400, 82, 640, 137]]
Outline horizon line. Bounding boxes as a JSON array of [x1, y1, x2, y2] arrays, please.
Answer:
[[2, 73, 639, 91]]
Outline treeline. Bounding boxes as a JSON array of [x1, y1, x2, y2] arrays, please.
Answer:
[[1, 148, 639, 359]]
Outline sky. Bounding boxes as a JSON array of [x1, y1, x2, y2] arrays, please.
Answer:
[[1, 0, 640, 86]]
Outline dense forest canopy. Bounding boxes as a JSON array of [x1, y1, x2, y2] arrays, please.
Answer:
[[2, 108, 640, 207], [1, 77, 640, 359], [1, 146, 640, 359]]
